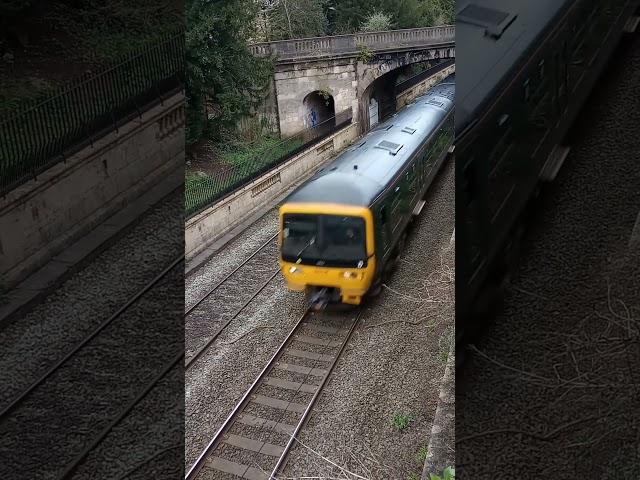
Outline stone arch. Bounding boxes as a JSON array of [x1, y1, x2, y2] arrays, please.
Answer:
[[359, 68, 401, 133], [357, 46, 455, 101], [356, 47, 455, 132], [302, 90, 336, 131]]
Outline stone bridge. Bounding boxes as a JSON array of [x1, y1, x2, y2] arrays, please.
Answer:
[[249, 26, 455, 136]]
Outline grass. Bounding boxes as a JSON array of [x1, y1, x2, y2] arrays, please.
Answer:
[[392, 412, 414, 431], [220, 135, 304, 170], [185, 132, 304, 215], [185, 133, 306, 216], [438, 343, 449, 363], [417, 445, 429, 462], [0, 78, 54, 114], [44, 1, 180, 63]]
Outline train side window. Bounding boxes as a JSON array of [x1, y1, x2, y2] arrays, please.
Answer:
[[524, 79, 531, 101]]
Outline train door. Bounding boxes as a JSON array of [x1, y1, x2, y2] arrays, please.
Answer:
[[377, 203, 391, 260], [458, 139, 489, 289], [404, 163, 419, 212], [389, 183, 404, 235]]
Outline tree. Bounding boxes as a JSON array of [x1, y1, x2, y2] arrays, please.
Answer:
[[330, 0, 453, 33], [186, 0, 273, 144], [360, 10, 392, 32], [418, 0, 454, 26], [262, 0, 327, 41]]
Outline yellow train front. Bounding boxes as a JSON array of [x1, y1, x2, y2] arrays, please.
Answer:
[[278, 74, 455, 310], [279, 202, 377, 308]]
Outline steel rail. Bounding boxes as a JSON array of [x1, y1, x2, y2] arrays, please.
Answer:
[[184, 308, 311, 480], [269, 309, 363, 479], [185, 268, 280, 370], [58, 350, 185, 479], [185, 232, 279, 316], [0, 254, 184, 420]]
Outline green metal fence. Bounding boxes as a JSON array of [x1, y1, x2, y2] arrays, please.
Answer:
[[185, 108, 353, 218], [0, 31, 185, 197]]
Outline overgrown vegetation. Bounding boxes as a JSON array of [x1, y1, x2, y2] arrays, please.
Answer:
[[324, 0, 454, 36], [438, 328, 453, 363], [219, 133, 304, 169], [357, 43, 374, 63], [186, 0, 273, 144], [255, 0, 454, 40], [0, 0, 181, 114], [360, 10, 393, 32], [258, 0, 327, 41], [185, 131, 304, 215]]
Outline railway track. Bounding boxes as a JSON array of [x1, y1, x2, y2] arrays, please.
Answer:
[[186, 307, 362, 480], [185, 232, 281, 369], [0, 255, 185, 479]]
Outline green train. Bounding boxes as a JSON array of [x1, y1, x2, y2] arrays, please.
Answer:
[[456, 0, 640, 343], [278, 75, 455, 309]]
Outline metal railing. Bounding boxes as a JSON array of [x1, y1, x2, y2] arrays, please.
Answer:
[[249, 25, 455, 62], [186, 108, 353, 218], [0, 32, 184, 197], [396, 59, 455, 93]]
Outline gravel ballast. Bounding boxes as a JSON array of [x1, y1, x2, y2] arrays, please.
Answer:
[[185, 157, 455, 478], [0, 189, 183, 408], [0, 188, 184, 479], [281, 159, 455, 480]]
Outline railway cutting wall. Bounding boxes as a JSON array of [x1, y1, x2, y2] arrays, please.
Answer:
[[0, 93, 185, 289]]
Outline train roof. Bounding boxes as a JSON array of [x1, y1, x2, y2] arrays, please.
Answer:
[[284, 74, 455, 208], [456, 0, 573, 135]]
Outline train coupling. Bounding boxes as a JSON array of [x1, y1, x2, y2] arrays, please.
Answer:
[[308, 287, 330, 311]]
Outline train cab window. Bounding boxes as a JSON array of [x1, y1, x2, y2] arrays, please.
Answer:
[[523, 79, 531, 102], [281, 214, 366, 267]]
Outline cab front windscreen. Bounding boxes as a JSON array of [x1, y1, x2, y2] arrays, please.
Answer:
[[281, 214, 367, 268]]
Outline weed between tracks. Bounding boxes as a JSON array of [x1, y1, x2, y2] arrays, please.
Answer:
[[392, 413, 415, 431]]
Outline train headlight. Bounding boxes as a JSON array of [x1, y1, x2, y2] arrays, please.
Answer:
[[343, 271, 358, 279], [289, 266, 303, 274]]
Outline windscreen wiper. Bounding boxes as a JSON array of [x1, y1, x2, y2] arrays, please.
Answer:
[[296, 236, 316, 262]]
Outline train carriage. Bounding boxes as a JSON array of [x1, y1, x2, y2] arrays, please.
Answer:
[[456, 0, 640, 343], [278, 75, 455, 309]]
